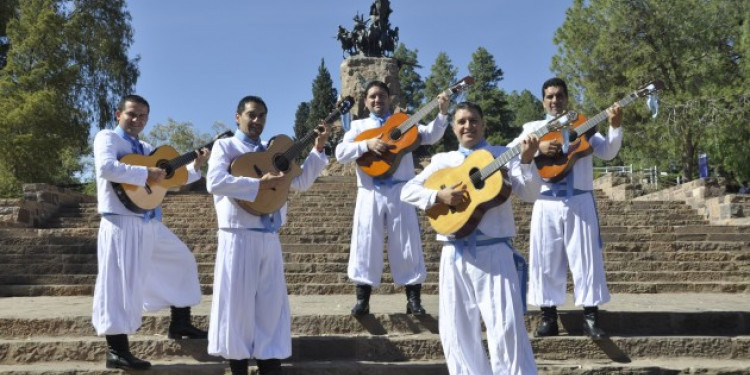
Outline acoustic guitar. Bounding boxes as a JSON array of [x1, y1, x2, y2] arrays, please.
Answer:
[[535, 80, 664, 182], [113, 130, 233, 214], [425, 112, 579, 238], [355, 76, 475, 178], [230, 96, 354, 216]]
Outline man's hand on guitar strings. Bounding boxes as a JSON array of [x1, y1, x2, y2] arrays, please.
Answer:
[[147, 167, 166, 184], [366, 138, 395, 156], [437, 182, 467, 207], [539, 139, 560, 158], [259, 171, 285, 190]]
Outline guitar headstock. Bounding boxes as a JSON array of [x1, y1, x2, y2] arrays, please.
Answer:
[[337, 96, 354, 116], [446, 76, 475, 95], [635, 80, 665, 97], [545, 111, 579, 132]]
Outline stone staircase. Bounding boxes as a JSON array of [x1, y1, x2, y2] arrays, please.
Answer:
[[0, 176, 748, 374]]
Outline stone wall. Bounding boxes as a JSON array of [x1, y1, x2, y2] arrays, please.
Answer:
[[0, 184, 96, 227], [340, 56, 402, 120]]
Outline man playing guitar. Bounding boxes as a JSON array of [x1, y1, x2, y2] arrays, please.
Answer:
[[335, 80, 450, 317], [205, 95, 329, 375], [92, 95, 209, 371], [401, 101, 541, 374], [511, 77, 623, 340]]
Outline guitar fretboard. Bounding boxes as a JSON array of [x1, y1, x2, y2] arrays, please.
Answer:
[[573, 92, 638, 137]]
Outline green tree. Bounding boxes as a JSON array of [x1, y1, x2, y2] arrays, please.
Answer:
[[424, 52, 458, 152], [507, 90, 543, 128], [393, 43, 424, 112], [293, 59, 337, 157], [142, 119, 202, 154], [0, 0, 138, 196], [293, 102, 311, 143], [466, 47, 514, 145], [552, 0, 747, 181]]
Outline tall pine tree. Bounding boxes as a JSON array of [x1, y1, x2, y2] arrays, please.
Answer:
[[424, 52, 458, 152], [393, 43, 424, 113], [293, 59, 337, 157], [466, 47, 513, 145]]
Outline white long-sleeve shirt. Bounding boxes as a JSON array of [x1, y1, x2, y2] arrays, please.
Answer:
[[401, 145, 541, 241], [509, 119, 623, 192], [335, 113, 448, 187], [93, 129, 202, 215], [206, 135, 328, 229]]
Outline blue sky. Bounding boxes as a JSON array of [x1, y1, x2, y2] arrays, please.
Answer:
[[125, 0, 572, 140]]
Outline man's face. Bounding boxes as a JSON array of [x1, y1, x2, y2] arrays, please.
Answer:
[[236, 101, 267, 141], [116, 101, 149, 137], [452, 108, 485, 149], [542, 85, 568, 117], [365, 86, 391, 117]]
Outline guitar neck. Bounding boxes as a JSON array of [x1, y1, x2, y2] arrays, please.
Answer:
[[573, 91, 639, 137], [282, 106, 345, 161], [164, 136, 222, 172], [476, 118, 564, 181], [395, 86, 456, 134]]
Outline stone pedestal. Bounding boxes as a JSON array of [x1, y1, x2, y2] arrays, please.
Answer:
[[340, 57, 403, 120]]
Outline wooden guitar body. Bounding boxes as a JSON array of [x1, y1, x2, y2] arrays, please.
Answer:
[[354, 112, 421, 178], [534, 114, 596, 183], [229, 135, 302, 216], [424, 150, 512, 238], [113, 145, 188, 213]]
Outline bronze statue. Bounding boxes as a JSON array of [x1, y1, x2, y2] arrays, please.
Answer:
[[336, 0, 399, 58]]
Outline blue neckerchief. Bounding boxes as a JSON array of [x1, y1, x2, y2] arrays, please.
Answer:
[[511, 249, 529, 314], [369, 112, 391, 125], [114, 126, 144, 155], [457, 139, 490, 157], [235, 130, 266, 151], [113, 126, 161, 222]]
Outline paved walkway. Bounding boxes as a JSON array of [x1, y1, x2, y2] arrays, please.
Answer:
[[1, 293, 747, 319]]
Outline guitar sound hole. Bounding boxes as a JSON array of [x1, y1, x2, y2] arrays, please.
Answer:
[[469, 168, 484, 190], [274, 155, 290, 172], [389, 128, 402, 140], [157, 160, 174, 179]]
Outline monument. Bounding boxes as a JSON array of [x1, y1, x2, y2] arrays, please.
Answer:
[[336, 0, 404, 120]]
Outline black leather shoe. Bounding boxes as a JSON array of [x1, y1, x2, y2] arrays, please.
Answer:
[[105, 334, 151, 370], [106, 349, 152, 370], [257, 358, 282, 375], [168, 306, 208, 339], [351, 284, 371, 317], [582, 306, 607, 340], [229, 359, 249, 375], [405, 284, 426, 316], [535, 306, 559, 337]]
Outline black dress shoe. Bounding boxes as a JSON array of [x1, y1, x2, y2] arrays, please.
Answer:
[[535, 318, 559, 337], [351, 284, 372, 317], [405, 284, 426, 316], [535, 306, 559, 337], [583, 306, 607, 340], [106, 350, 152, 370], [169, 306, 208, 339]]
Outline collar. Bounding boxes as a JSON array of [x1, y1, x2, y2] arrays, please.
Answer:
[[457, 139, 490, 156], [369, 112, 391, 125], [234, 130, 263, 147]]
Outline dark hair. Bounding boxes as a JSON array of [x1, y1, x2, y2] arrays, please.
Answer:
[[118, 94, 150, 112], [364, 80, 390, 96], [236, 95, 268, 115], [542, 77, 569, 98], [454, 101, 483, 119]]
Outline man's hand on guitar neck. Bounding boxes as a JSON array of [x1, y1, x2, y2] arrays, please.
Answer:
[[259, 171, 285, 190], [437, 93, 450, 116], [519, 134, 540, 164], [314, 121, 331, 153], [193, 147, 211, 171], [607, 103, 623, 128]]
